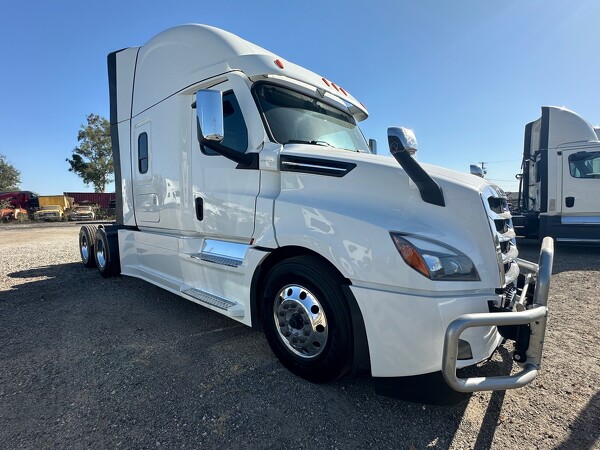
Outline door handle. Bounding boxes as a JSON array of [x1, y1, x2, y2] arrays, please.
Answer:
[[195, 197, 203, 220], [565, 197, 575, 208]]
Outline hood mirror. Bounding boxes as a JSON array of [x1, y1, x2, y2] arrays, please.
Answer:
[[388, 127, 417, 156], [387, 126, 445, 207], [470, 165, 484, 178]]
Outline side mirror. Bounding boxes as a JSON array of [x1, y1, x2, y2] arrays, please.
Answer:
[[387, 127, 417, 156], [196, 90, 224, 142], [470, 165, 484, 178], [193, 89, 257, 169], [368, 139, 377, 155]]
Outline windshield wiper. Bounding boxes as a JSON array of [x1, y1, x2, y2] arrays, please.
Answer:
[[286, 139, 334, 147]]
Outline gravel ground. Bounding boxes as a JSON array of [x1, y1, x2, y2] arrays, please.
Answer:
[[0, 223, 598, 449]]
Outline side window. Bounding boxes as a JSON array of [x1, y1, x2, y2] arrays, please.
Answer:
[[569, 151, 600, 178], [138, 132, 148, 174], [202, 91, 248, 155]]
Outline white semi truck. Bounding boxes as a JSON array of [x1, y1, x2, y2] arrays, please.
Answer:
[[79, 24, 554, 399], [513, 106, 600, 242]]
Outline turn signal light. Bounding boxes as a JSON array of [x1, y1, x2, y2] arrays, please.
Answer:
[[391, 235, 430, 278]]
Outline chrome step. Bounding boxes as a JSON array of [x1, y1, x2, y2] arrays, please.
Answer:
[[189, 239, 248, 268], [181, 287, 244, 317]]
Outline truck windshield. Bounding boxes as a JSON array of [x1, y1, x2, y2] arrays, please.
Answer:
[[253, 83, 370, 153]]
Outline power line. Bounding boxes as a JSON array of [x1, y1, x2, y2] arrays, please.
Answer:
[[482, 159, 521, 164]]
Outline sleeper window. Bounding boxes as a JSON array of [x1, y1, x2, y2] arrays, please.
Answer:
[[138, 132, 148, 174]]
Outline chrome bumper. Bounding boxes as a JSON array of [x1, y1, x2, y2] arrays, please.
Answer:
[[442, 237, 554, 392]]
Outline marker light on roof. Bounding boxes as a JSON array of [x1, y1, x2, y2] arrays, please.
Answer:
[[321, 77, 330, 87], [274, 59, 284, 69], [339, 87, 348, 96], [330, 82, 340, 91]]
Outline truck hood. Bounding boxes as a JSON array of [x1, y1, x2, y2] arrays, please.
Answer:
[[276, 144, 504, 288], [280, 144, 496, 196]]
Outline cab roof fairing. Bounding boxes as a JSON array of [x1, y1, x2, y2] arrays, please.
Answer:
[[527, 106, 599, 156], [130, 24, 368, 120]]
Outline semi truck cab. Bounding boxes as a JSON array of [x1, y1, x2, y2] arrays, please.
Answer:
[[514, 106, 600, 242], [80, 25, 554, 398]]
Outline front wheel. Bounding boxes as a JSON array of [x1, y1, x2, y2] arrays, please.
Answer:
[[261, 256, 353, 383]]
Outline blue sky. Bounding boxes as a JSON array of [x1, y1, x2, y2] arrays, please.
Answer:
[[1, 0, 598, 194]]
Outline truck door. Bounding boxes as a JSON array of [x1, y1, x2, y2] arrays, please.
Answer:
[[189, 78, 260, 242], [132, 119, 160, 223], [561, 147, 600, 220]]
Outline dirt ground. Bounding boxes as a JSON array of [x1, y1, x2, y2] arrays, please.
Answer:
[[0, 223, 598, 449]]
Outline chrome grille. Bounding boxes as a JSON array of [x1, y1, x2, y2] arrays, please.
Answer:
[[481, 185, 519, 287], [502, 282, 518, 308], [494, 218, 508, 233]]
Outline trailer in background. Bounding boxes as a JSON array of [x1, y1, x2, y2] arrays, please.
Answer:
[[64, 192, 116, 209]]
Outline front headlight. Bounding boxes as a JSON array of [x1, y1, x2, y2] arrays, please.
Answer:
[[390, 233, 480, 281]]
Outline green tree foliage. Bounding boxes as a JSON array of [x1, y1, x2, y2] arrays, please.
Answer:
[[0, 154, 21, 191], [67, 114, 113, 193]]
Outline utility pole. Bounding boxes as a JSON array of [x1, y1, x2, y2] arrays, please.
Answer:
[[479, 162, 487, 176]]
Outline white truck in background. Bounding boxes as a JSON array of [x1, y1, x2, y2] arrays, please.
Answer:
[[512, 106, 600, 243], [79, 24, 554, 400]]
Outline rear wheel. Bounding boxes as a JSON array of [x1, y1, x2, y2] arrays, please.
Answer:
[[261, 256, 353, 383], [94, 227, 120, 277], [79, 225, 97, 268]]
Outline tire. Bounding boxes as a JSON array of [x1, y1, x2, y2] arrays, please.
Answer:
[[79, 225, 97, 268], [260, 256, 353, 383], [94, 227, 120, 277]]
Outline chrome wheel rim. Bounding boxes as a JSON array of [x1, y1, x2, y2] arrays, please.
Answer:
[[273, 284, 328, 359], [96, 239, 106, 269], [81, 235, 89, 261]]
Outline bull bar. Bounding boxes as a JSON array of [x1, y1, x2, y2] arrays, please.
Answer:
[[442, 237, 554, 392]]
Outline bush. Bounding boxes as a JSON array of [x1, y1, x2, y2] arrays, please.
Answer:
[[95, 208, 116, 221]]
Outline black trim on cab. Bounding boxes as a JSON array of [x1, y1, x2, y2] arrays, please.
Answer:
[[519, 121, 533, 211], [200, 137, 259, 169], [108, 52, 119, 126], [539, 107, 550, 213], [107, 50, 124, 226], [280, 155, 356, 178]]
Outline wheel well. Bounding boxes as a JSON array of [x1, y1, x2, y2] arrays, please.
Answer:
[[250, 246, 347, 330], [250, 245, 371, 375]]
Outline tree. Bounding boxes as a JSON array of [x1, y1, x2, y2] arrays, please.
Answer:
[[0, 154, 21, 191], [67, 114, 113, 193]]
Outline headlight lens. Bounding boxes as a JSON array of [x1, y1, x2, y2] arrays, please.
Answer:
[[390, 233, 480, 281]]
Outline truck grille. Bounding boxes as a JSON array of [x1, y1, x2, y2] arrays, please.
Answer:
[[482, 186, 519, 290]]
